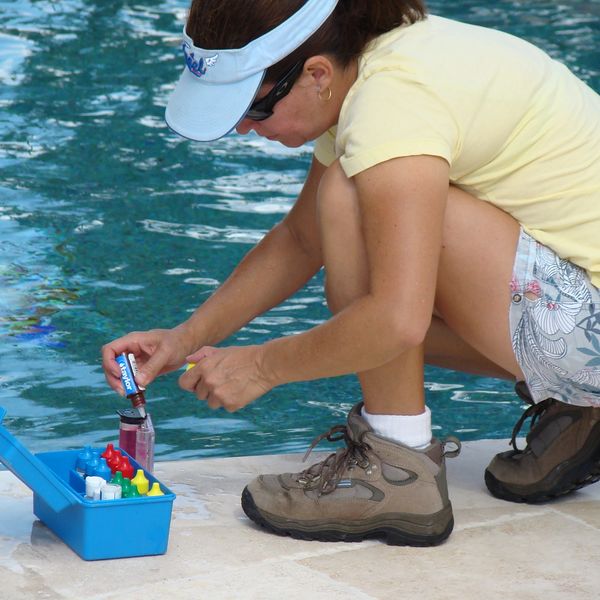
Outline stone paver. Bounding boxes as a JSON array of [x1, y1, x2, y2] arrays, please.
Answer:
[[0, 439, 599, 600]]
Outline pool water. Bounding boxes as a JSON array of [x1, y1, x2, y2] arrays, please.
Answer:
[[1, 1, 599, 460]]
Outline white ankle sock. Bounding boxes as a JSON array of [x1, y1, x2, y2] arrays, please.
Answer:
[[361, 406, 432, 449]]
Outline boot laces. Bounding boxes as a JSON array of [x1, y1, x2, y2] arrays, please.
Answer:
[[510, 398, 556, 452], [296, 424, 371, 496]]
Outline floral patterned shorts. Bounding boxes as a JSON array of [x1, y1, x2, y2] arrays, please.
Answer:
[[510, 229, 600, 407]]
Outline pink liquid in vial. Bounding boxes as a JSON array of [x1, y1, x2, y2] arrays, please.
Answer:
[[117, 409, 155, 472]]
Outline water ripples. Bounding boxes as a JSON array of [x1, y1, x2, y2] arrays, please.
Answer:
[[0, 0, 598, 456], [141, 219, 267, 245]]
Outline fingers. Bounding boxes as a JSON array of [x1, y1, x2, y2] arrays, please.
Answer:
[[205, 391, 222, 411], [103, 360, 124, 396], [101, 335, 142, 394], [179, 346, 216, 392], [102, 329, 187, 394], [186, 346, 218, 364], [102, 333, 155, 393], [135, 343, 171, 387], [178, 346, 270, 412], [178, 358, 207, 395], [179, 349, 220, 408]]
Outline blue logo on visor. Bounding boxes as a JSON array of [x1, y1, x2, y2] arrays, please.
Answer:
[[182, 42, 219, 78]]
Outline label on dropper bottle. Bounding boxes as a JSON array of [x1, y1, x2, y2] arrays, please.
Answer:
[[116, 352, 147, 417], [116, 353, 140, 396], [127, 353, 145, 391]]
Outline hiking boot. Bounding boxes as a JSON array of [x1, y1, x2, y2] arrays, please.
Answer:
[[485, 381, 600, 503], [241, 402, 461, 546]]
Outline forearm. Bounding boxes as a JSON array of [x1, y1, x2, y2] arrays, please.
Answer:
[[181, 221, 322, 347]]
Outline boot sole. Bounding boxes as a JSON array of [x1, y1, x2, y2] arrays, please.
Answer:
[[241, 487, 454, 546], [485, 423, 600, 503]]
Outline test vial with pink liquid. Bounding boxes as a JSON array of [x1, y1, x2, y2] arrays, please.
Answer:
[[117, 408, 155, 472]]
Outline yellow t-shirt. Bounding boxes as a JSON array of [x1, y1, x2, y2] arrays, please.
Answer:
[[314, 15, 600, 287]]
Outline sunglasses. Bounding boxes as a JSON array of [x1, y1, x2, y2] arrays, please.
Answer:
[[245, 60, 305, 121]]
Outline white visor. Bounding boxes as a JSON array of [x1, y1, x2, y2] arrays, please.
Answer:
[[165, 0, 339, 142]]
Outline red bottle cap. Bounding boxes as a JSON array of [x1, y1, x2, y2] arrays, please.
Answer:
[[119, 456, 134, 479], [108, 450, 123, 473], [101, 443, 115, 461]]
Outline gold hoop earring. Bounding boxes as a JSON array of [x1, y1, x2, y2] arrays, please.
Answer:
[[318, 87, 332, 102]]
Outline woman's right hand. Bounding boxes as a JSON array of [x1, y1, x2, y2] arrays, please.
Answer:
[[102, 327, 197, 395]]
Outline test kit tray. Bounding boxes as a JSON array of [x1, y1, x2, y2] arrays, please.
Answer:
[[0, 406, 175, 560]]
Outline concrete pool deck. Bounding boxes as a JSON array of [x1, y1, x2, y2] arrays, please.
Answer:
[[1, 439, 599, 599]]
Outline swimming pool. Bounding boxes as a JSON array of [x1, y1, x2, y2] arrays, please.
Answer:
[[1, 0, 599, 459]]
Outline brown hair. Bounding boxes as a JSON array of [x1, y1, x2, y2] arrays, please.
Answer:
[[186, 0, 427, 81]]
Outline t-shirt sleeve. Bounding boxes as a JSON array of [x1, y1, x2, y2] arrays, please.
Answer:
[[337, 71, 460, 177], [313, 127, 337, 167]]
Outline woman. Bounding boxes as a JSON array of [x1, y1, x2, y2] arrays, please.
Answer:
[[102, 0, 600, 545]]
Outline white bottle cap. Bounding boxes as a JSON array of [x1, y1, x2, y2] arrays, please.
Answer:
[[85, 476, 107, 499], [92, 484, 105, 500], [101, 483, 122, 500]]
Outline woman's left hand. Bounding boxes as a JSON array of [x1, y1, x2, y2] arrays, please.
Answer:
[[179, 345, 276, 412]]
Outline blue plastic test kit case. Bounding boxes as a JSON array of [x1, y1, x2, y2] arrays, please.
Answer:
[[0, 406, 176, 560]]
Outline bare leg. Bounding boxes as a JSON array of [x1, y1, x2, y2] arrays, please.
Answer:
[[427, 315, 514, 379], [317, 162, 522, 415], [317, 164, 425, 414]]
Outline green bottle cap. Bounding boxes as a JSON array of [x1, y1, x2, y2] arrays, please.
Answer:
[[121, 478, 132, 496], [110, 471, 124, 486], [127, 485, 141, 498]]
